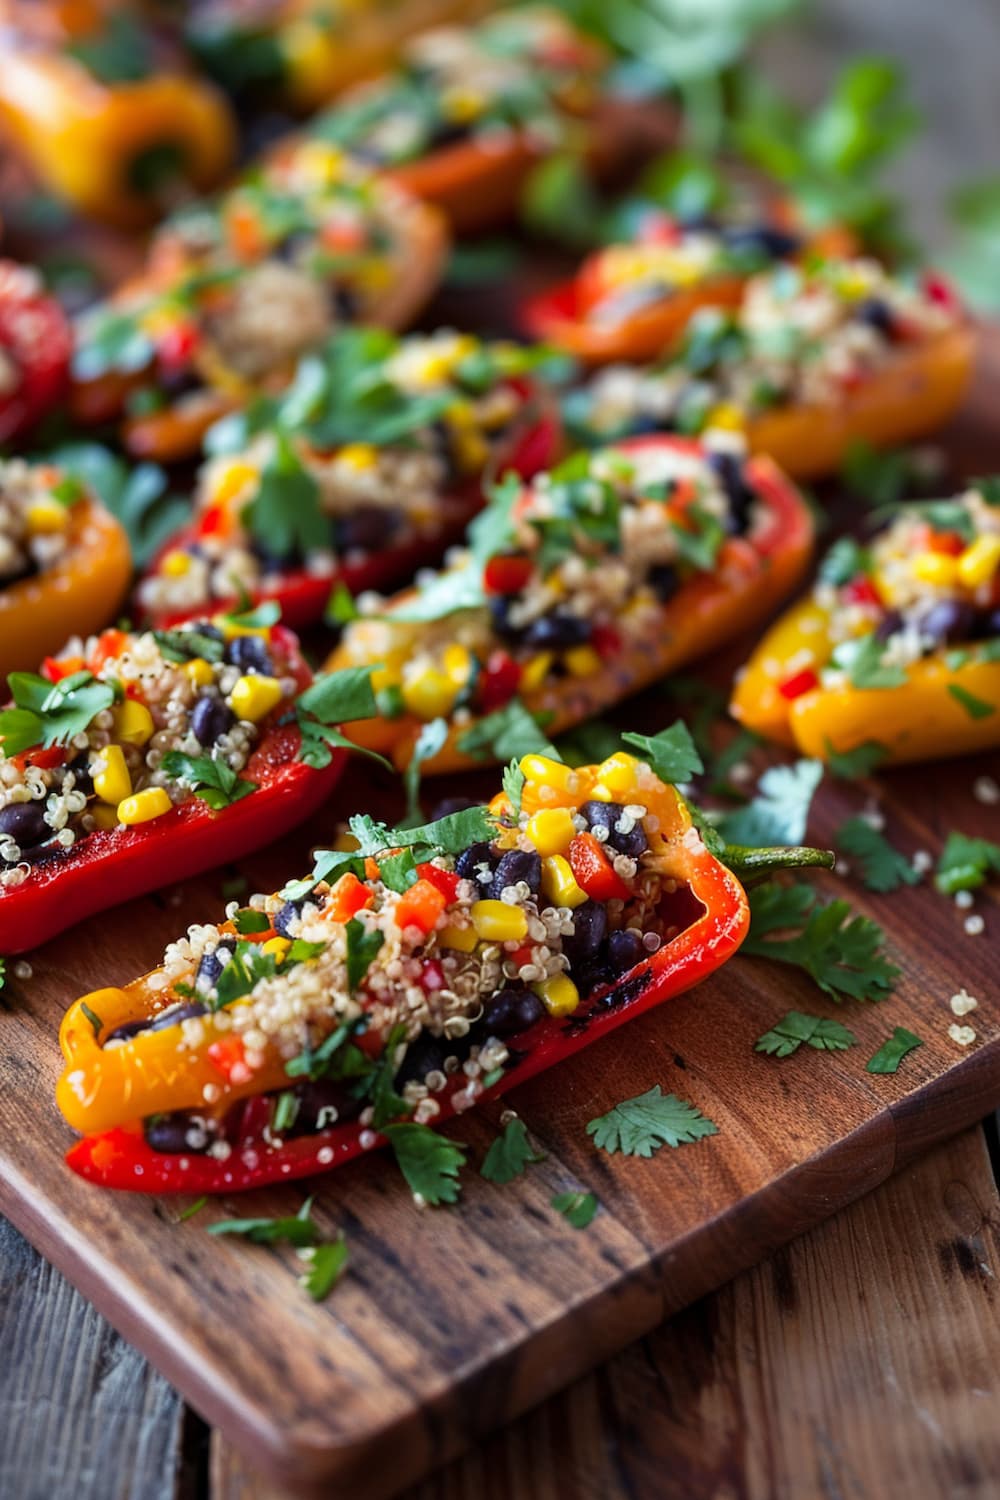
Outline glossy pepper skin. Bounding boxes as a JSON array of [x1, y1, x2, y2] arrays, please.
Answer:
[[135, 378, 563, 631], [0, 1, 236, 228], [0, 626, 344, 953], [522, 216, 857, 366], [57, 758, 750, 1192], [326, 434, 814, 774], [0, 261, 73, 443], [0, 475, 131, 682], [731, 593, 1000, 765]]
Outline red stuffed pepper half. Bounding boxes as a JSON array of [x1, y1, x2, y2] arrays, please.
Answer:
[[134, 328, 564, 629], [57, 747, 749, 1192], [0, 607, 376, 953]]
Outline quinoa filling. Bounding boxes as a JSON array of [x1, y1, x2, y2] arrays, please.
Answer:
[[0, 617, 298, 885], [0, 460, 78, 588], [339, 434, 768, 724], [569, 259, 960, 442]]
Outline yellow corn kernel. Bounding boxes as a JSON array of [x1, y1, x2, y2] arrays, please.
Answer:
[[706, 403, 747, 433], [181, 657, 214, 687], [261, 936, 291, 959], [439, 923, 478, 952], [520, 754, 576, 793], [230, 674, 283, 723], [337, 443, 378, 472], [957, 534, 1000, 589], [25, 498, 70, 535], [160, 549, 192, 578], [217, 613, 271, 641], [452, 429, 490, 473], [520, 652, 553, 694], [588, 783, 614, 802], [401, 668, 458, 721], [525, 807, 576, 857], [539, 855, 588, 909], [442, 87, 483, 124], [442, 643, 473, 688], [470, 900, 529, 942], [111, 700, 154, 747], [534, 973, 580, 1018], [912, 552, 958, 587], [117, 788, 173, 826], [565, 645, 602, 678], [88, 804, 119, 831], [289, 134, 344, 187], [93, 745, 132, 806], [596, 751, 640, 795], [211, 459, 258, 508]]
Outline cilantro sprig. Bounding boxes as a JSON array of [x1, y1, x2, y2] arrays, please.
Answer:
[[867, 1027, 923, 1075], [382, 1122, 466, 1205], [755, 1011, 856, 1058], [480, 1118, 546, 1184], [742, 882, 899, 1002], [294, 667, 392, 771], [934, 832, 1000, 894], [161, 751, 256, 810], [587, 1086, 718, 1158], [835, 817, 920, 893], [0, 671, 120, 756]]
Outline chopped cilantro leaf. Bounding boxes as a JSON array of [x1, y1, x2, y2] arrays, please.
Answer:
[[819, 535, 873, 587], [177, 1196, 208, 1223], [161, 750, 256, 810], [299, 1236, 349, 1301], [551, 1190, 599, 1228], [622, 721, 704, 785], [0, 670, 119, 755], [344, 918, 383, 994], [934, 832, 1000, 894], [835, 816, 920, 892], [669, 503, 725, 572], [480, 1118, 546, 1184], [866, 1026, 923, 1074], [755, 1010, 856, 1058], [243, 432, 328, 561], [294, 666, 392, 771], [458, 700, 557, 763], [947, 683, 995, 720], [586, 1086, 718, 1157], [502, 757, 526, 815], [325, 582, 360, 626], [742, 881, 899, 1002], [207, 1196, 321, 1247], [382, 1122, 466, 1204], [233, 908, 270, 935], [845, 635, 908, 690], [716, 759, 822, 848], [400, 717, 449, 827], [823, 738, 888, 779]]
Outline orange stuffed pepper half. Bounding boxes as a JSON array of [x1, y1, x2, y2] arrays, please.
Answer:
[[566, 258, 975, 480], [71, 142, 449, 462], [56, 748, 749, 1193], [524, 208, 856, 366], [325, 432, 814, 772], [731, 480, 1000, 765], [134, 329, 563, 629], [306, 6, 614, 234]]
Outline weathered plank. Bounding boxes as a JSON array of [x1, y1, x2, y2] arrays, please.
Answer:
[[210, 1125, 1000, 1500], [0, 1215, 185, 1500]]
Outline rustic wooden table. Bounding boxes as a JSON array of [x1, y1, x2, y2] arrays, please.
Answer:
[[3, 2, 1000, 1497]]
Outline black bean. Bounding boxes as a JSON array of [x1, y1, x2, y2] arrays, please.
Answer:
[[649, 562, 681, 603], [563, 900, 607, 963], [394, 1031, 450, 1088], [195, 943, 234, 992], [607, 929, 646, 975], [624, 412, 664, 437], [0, 802, 50, 848], [190, 694, 235, 746], [983, 609, 1000, 639], [456, 841, 499, 881], [709, 448, 756, 534], [720, 224, 800, 259], [144, 1111, 214, 1154], [918, 599, 979, 646], [274, 900, 303, 937], [875, 609, 904, 643], [336, 506, 403, 554], [855, 296, 896, 336], [428, 796, 479, 821], [580, 799, 649, 858], [573, 957, 612, 998], [282, 1078, 362, 1135], [66, 758, 93, 796], [224, 635, 273, 674], [491, 848, 542, 898], [522, 610, 590, 650], [105, 1001, 209, 1046], [482, 986, 546, 1036]]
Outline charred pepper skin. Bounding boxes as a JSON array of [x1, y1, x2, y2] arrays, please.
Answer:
[[58, 761, 749, 1193]]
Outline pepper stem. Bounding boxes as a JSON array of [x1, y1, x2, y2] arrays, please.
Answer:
[[722, 844, 835, 878]]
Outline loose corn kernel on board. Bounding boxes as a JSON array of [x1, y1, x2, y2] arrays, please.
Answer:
[[0, 275, 998, 1499]]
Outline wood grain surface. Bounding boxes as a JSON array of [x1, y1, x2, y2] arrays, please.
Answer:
[[209, 1124, 1000, 1500], [0, 328, 998, 1493]]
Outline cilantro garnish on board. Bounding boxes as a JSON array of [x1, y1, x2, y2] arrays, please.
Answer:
[[715, 759, 823, 848], [933, 832, 1000, 894], [299, 1238, 350, 1301], [587, 1086, 718, 1158], [742, 882, 899, 1002], [480, 1119, 546, 1184], [551, 1191, 599, 1229], [382, 1122, 467, 1205], [866, 1027, 923, 1075], [755, 1011, 856, 1058], [835, 817, 920, 893]]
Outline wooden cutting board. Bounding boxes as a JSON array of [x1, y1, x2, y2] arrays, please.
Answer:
[[0, 328, 998, 1500]]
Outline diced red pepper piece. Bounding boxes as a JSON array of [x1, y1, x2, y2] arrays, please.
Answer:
[[778, 668, 821, 700], [89, 628, 130, 671], [479, 650, 522, 713], [590, 622, 622, 659], [326, 871, 374, 923], [42, 654, 85, 683], [568, 832, 632, 902], [155, 319, 200, 376], [420, 958, 446, 992], [395, 878, 447, 935], [206, 1035, 250, 1084], [483, 553, 534, 595], [842, 576, 882, 608], [12, 744, 65, 773], [415, 862, 461, 902], [922, 271, 960, 311]]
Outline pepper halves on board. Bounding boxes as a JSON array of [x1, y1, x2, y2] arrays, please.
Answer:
[[731, 481, 1000, 763], [0, 609, 378, 953], [134, 329, 564, 629], [57, 748, 750, 1192], [325, 432, 814, 772]]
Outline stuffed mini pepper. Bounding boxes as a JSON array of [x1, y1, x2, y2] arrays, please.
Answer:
[[0, 609, 374, 952], [71, 143, 449, 461], [0, 0, 236, 227], [0, 260, 73, 444], [566, 258, 974, 480], [325, 432, 813, 771], [0, 457, 131, 681], [523, 211, 856, 366], [57, 748, 750, 1192], [135, 329, 563, 628], [309, 6, 609, 233], [732, 482, 1000, 763]]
